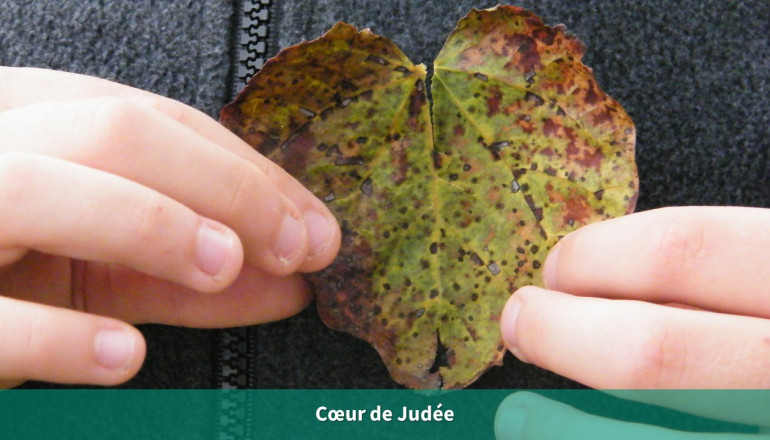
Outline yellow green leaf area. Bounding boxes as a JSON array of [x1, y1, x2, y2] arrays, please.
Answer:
[[220, 5, 638, 389]]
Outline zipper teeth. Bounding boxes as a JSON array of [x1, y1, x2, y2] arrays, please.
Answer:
[[220, 0, 275, 390], [229, 0, 278, 99], [218, 1, 275, 438]]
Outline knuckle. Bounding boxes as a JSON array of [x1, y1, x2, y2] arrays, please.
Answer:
[[222, 165, 262, 219], [259, 159, 282, 181], [16, 312, 53, 373], [71, 98, 149, 163], [641, 215, 706, 291], [620, 320, 687, 388], [132, 192, 171, 244], [132, 94, 192, 125]]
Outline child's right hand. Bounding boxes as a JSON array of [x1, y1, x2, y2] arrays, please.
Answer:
[[0, 67, 341, 387]]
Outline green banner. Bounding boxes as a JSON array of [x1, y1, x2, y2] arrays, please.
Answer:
[[0, 390, 764, 439]]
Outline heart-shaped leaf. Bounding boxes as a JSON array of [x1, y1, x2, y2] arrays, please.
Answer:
[[221, 5, 638, 389]]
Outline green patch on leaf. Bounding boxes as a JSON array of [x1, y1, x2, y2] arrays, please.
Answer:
[[221, 5, 638, 389]]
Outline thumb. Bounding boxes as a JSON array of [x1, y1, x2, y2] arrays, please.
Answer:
[[495, 392, 761, 440], [0, 297, 145, 386]]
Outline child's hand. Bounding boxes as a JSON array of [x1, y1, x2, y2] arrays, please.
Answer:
[[0, 67, 340, 387], [495, 391, 770, 439], [501, 206, 770, 388]]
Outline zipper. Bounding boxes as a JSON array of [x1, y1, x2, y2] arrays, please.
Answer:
[[217, 0, 279, 437], [227, 0, 281, 98]]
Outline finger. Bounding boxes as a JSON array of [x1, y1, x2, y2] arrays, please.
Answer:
[[0, 67, 341, 272], [501, 287, 770, 388], [0, 379, 24, 389], [73, 262, 313, 327], [0, 66, 161, 111], [127, 92, 342, 272], [495, 392, 758, 440], [0, 296, 145, 385], [542, 206, 770, 318], [0, 97, 339, 275], [0, 153, 243, 293], [607, 390, 770, 430]]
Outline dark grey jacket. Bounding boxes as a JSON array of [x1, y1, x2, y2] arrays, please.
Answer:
[[2, 0, 768, 389]]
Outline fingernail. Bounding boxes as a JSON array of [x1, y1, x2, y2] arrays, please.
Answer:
[[94, 329, 135, 371], [273, 213, 305, 263], [500, 295, 529, 363], [494, 406, 527, 440], [196, 222, 234, 278], [303, 210, 335, 257], [542, 240, 561, 290]]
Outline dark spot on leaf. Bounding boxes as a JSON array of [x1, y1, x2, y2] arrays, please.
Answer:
[[338, 97, 353, 108], [524, 68, 536, 84], [524, 91, 544, 106], [335, 155, 365, 166], [298, 107, 316, 118], [325, 144, 341, 158], [524, 194, 544, 222], [360, 177, 373, 196], [336, 78, 358, 92], [474, 72, 488, 82], [543, 118, 559, 137], [430, 242, 438, 254], [366, 54, 389, 65]]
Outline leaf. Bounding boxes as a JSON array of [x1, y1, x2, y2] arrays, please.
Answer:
[[220, 5, 638, 389]]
